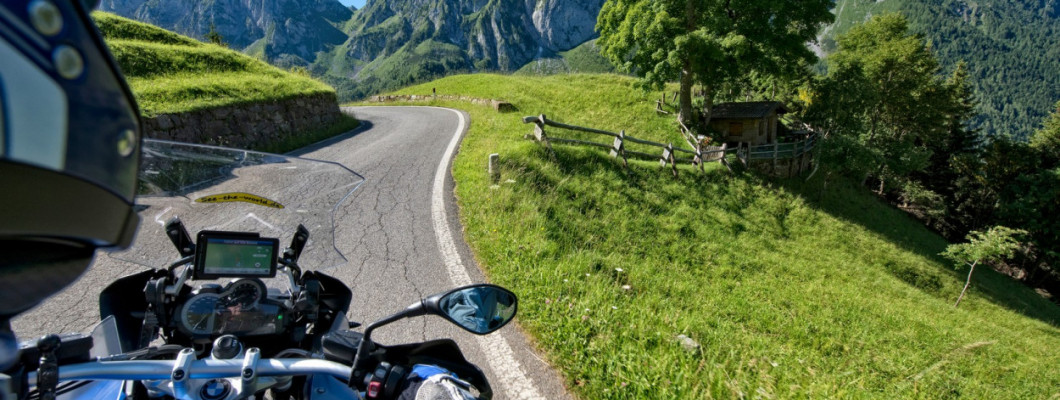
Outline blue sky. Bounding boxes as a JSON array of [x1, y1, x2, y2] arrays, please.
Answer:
[[338, 0, 367, 8]]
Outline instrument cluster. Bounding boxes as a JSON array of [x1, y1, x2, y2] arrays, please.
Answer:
[[177, 278, 286, 337]]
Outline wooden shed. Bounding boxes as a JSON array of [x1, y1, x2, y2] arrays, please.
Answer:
[[709, 101, 788, 146]]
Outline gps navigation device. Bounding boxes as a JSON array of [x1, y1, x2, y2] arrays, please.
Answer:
[[194, 231, 279, 279]]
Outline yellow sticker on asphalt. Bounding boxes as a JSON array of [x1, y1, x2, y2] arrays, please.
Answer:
[[195, 192, 285, 209]]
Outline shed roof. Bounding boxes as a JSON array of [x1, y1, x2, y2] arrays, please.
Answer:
[[711, 101, 788, 119]]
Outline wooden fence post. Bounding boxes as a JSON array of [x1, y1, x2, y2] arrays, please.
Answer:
[[670, 144, 678, 177], [536, 114, 556, 161], [788, 149, 796, 178], [533, 121, 545, 141], [719, 143, 732, 173], [660, 143, 677, 177], [610, 130, 628, 168], [772, 142, 779, 171], [693, 146, 705, 173], [799, 137, 811, 175]]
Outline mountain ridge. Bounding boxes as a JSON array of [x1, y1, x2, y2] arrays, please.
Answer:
[[100, 0, 1059, 139], [100, 0, 608, 100]]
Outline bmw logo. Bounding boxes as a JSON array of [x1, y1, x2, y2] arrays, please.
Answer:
[[200, 379, 232, 400]]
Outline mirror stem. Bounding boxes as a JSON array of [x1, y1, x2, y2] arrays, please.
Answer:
[[349, 301, 427, 387]]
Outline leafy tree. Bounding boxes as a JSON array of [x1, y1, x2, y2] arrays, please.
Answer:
[[1031, 100, 1060, 165], [817, 0, 1060, 140], [941, 226, 1026, 307], [595, 0, 833, 128], [806, 14, 952, 194], [801, 62, 878, 192], [962, 105, 1060, 286]]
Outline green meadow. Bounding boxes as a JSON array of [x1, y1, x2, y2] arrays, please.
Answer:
[[93, 12, 334, 117], [360, 73, 1060, 398]]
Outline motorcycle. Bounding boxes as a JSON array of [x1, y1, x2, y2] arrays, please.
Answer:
[[1, 140, 516, 400]]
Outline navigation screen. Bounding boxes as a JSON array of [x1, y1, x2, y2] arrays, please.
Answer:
[[195, 232, 278, 278]]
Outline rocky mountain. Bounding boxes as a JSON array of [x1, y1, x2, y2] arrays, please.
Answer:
[[820, 0, 1060, 140], [99, 0, 607, 100], [311, 0, 608, 99], [99, 0, 352, 67]]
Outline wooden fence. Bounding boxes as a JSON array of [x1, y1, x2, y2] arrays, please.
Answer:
[[522, 114, 818, 178]]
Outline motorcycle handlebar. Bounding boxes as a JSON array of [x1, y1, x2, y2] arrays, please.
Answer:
[[27, 358, 352, 383]]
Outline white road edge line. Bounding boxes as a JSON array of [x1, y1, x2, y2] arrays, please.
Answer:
[[430, 108, 545, 400]]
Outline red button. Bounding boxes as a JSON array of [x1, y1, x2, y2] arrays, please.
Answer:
[[367, 381, 382, 398]]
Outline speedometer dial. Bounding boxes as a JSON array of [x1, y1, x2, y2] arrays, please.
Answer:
[[180, 293, 221, 335]]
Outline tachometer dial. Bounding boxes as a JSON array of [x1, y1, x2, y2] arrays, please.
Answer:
[[180, 293, 221, 335], [220, 279, 264, 309]]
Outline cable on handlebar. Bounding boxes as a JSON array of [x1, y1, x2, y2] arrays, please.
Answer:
[[165, 255, 193, 276], [97, 345, 185, 362]]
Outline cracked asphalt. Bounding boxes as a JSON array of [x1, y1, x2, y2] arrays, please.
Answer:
[[12, 106, 569, 400]]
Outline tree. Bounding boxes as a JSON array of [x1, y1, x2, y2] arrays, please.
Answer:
[[206, 23, 226, 47], [805, 14, 953, 194], [596, 0, 833, 128], [913, 61, 985, 237], [1030, 100, 1060, 165], [941, 226, 1026, 307]]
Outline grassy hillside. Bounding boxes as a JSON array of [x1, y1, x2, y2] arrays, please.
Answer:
[[515, 40, 616, 76], [92, 12, 335, 116], [368, 74, 1060, 398]]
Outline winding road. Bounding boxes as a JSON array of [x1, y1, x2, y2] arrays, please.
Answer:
[[12, 106, 569, 400]]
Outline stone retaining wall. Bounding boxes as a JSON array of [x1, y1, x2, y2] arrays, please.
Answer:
[[142, 92, 342, 149]]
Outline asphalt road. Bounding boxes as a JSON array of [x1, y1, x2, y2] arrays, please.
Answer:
[[12, 106, 570, 400]]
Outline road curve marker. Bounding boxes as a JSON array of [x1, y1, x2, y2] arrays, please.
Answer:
[[430, 108, 546, 400]]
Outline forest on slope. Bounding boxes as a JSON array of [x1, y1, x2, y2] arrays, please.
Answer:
[[822, 0, 1060, 140]]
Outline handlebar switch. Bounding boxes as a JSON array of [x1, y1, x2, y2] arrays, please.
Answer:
[[367, 381, 382, 399], [366, 362, 390, 398], [383, 364, 408, 398]]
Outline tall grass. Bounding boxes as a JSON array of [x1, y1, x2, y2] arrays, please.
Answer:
[[93, 12, 333, 117], [93, 12, 202, 46], [368, 74, 1060, 398]]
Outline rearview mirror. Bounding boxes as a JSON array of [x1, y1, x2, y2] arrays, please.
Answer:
[[426, 284, 517, 335], [350, 284, 519, 385]]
